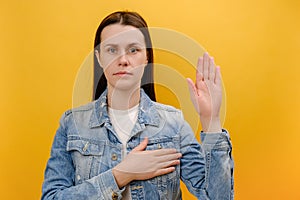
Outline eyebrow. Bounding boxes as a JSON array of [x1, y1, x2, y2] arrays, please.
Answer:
[[103, 42, 144, 48]]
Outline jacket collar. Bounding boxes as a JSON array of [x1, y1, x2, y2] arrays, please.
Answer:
[[89, 89, 160, 128]]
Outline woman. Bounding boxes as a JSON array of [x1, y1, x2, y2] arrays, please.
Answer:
[[42, 11, 234, 200]]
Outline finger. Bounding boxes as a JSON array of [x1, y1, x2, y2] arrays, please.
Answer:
[[160, 159, 180, 168], [209, 57, 216, 81], [132, 137, 148, 152], [158, 153, 182, 162], [154, 167, 176, 177], [215, 66, 222, 85], [151, 148, 178, 156], [156, 159, 180, 173], [203, 52, 209, 80], [196, 71, 204, 89]]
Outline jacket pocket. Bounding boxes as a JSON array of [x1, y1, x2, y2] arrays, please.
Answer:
[[66, 137, 105, 185]]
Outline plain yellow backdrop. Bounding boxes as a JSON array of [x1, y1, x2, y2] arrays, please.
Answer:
[[1, 0, 300, 199]]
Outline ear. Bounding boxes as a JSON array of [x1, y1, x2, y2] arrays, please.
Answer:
[[94, 50, 102, 67], [145, 51, 149, 65]]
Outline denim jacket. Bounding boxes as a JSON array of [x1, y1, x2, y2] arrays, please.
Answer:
[[42, 89, 234, 200]]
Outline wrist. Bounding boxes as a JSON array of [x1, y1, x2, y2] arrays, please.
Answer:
[[200, 116, 222, 133], [112, 167, 132, 188]]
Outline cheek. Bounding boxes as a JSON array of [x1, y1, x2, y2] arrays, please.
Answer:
[[133, 65, 145, 78], [131, 54, 148, 66], [99, 54, 116, 69], [103, 65, 115, 77]]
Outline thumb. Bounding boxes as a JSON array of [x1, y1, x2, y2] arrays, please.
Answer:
[[186, 78, 197, 97], [132, 137, 148, 152], [186, 78, 199, 113]]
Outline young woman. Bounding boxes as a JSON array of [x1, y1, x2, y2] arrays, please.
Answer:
[[42, 11, 234, 200]]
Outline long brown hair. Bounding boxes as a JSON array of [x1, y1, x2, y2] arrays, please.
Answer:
[[93, 11, 156, 101]]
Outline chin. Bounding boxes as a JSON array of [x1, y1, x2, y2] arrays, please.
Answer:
[[110, 81, 141, 92]]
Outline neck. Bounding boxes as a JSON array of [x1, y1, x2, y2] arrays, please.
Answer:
[[107, 85, 140, 110]]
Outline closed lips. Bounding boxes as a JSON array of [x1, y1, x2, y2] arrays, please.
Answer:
[[113, 71, 132, 75]]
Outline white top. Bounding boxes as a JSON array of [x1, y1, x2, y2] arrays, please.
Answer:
[[108, 104, 139, 200], [108, 104, 139, 153]]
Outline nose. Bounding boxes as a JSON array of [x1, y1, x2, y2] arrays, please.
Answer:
[[118, 53, 129, 67]]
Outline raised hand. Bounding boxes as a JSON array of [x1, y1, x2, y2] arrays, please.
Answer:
[[112, 137, 182, 188], [186, 52, 222, 132]]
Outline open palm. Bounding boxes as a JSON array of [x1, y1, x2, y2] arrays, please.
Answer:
[[187, 52, 222, 132]]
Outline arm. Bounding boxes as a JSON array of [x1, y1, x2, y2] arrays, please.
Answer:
[[182, 52, 234, 199], [200, 130, 234, 199], [41, 114, 123, 200], [179, 121, 233, 199]]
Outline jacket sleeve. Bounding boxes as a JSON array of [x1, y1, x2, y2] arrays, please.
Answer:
[[179, 119, 234, 200], [41, 113, 125, 200]]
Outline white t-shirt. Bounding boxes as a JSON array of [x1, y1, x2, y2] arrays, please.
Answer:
[[108, 104, 139, 199], [108, 104, 139, 154]]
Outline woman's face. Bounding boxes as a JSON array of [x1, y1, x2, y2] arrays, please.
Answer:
[[96, 24, 148, 91]]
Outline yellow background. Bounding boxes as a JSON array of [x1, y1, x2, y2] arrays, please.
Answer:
[[1, 0, 300, 199]]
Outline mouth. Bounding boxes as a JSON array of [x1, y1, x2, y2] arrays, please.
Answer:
[[113, 71, 133, 76]]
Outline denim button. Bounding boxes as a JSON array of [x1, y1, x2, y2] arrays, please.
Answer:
[[112, 192, 118, 200], [111, 153, 118, 161], [77, 175, 82, 184], [157, 144, 162, 149], [82, 142, 89, 152]]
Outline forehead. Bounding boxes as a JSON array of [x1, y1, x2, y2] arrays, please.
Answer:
[[101, 24, 145, 46]]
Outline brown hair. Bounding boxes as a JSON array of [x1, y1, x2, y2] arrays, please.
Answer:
[[93, 11, 156, 101]]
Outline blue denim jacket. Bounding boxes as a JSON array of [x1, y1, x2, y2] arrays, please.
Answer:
[[42, 89, 234, 200]]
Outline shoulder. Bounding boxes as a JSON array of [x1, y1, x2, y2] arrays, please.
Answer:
[[152, 101, 183, 119], [152, 101, 180, 112], [71, 101, 95, 113], [61, 101, 96, 121]]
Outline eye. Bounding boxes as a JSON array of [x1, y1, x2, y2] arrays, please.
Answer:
[[128, 47, 140, 54], [107, 47, 117, 54]]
